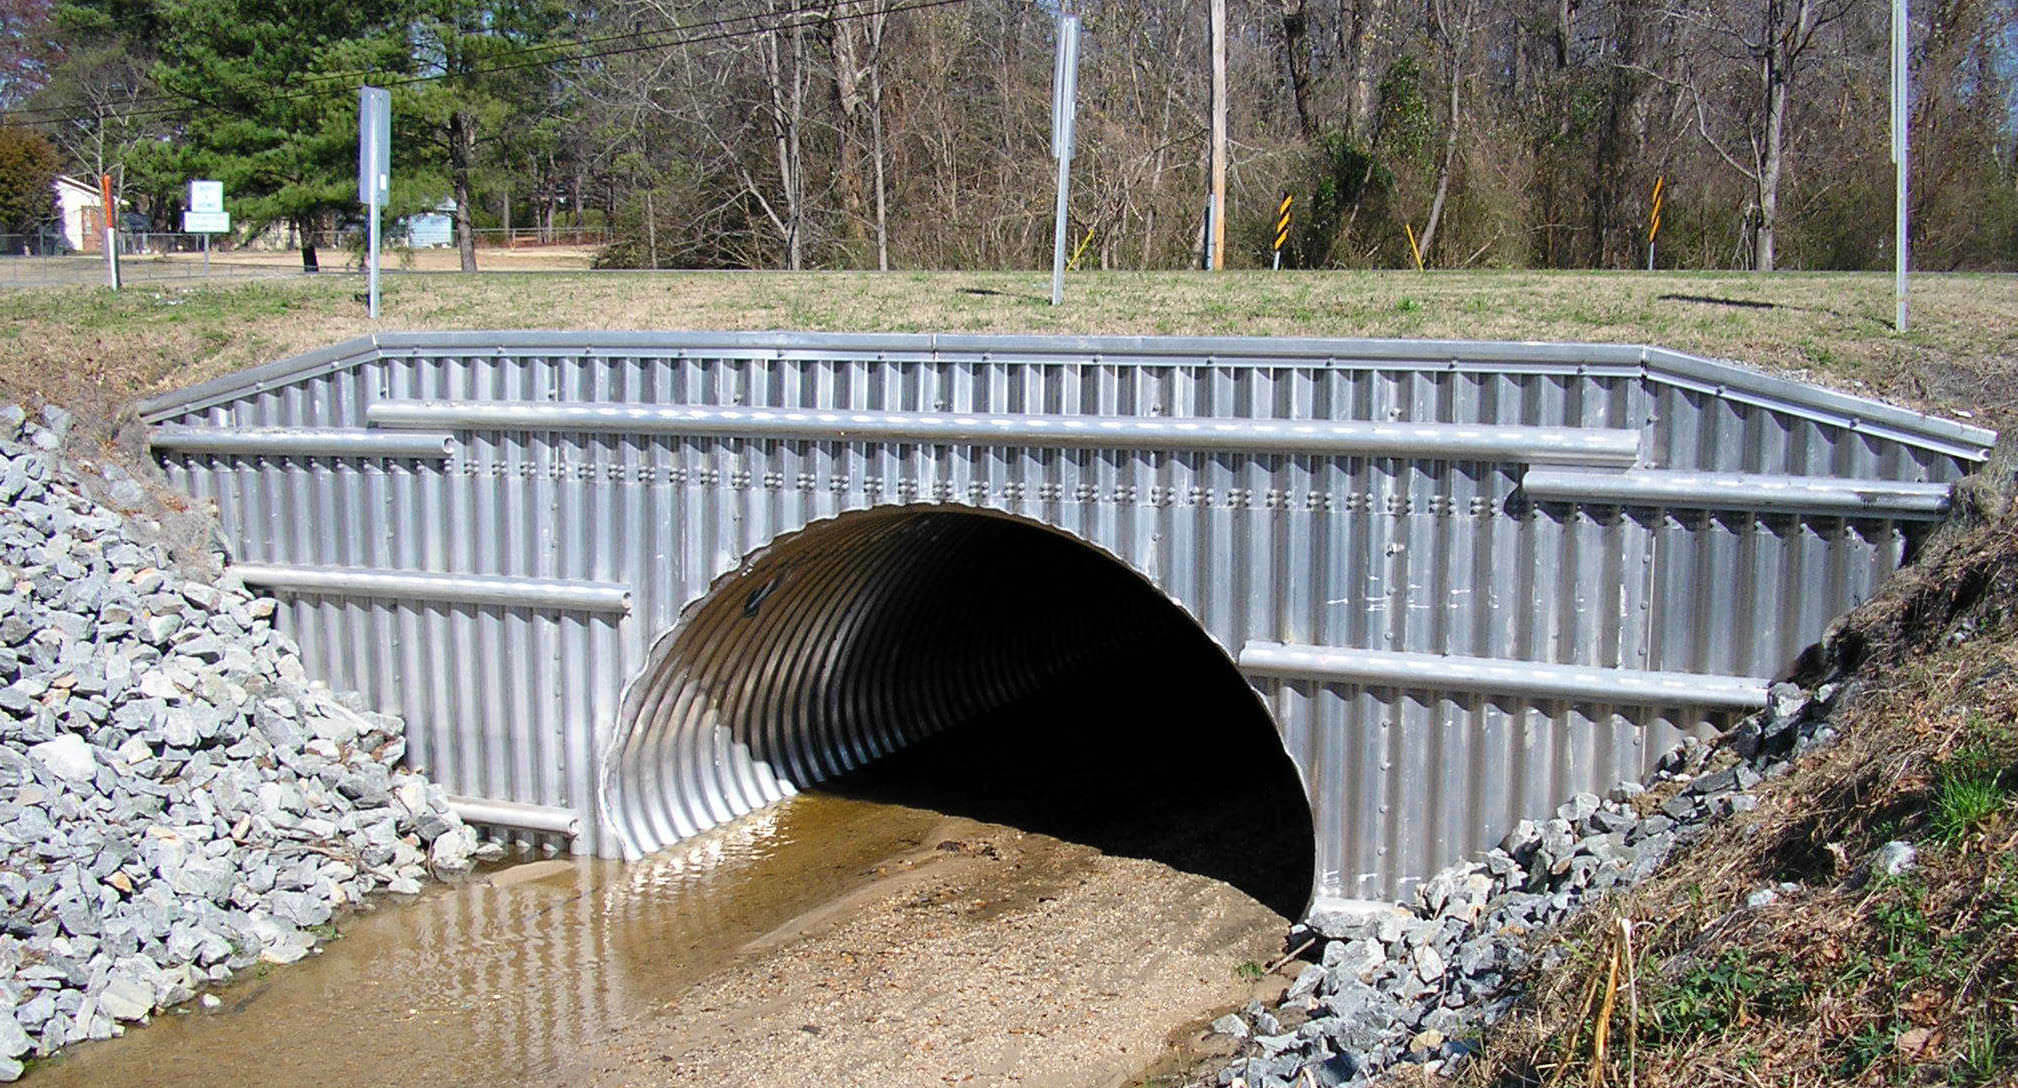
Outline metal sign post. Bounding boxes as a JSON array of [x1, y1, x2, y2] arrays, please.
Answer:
[[1890, 0, 1909, 332], [1049, 16, 1080, 307], [358, 86, 391, 319]]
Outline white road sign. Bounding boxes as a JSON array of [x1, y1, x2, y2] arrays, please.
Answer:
[[189, 179, 223, 215], [183, 211, 230, 233]]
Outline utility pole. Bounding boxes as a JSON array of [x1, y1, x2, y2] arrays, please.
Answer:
[[1209, 0, 1227, 270]]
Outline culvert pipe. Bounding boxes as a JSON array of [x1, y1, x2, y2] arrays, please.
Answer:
[[598, 507, 1316, 881]]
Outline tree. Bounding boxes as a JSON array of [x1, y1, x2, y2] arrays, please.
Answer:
[[1666, 0, 1856, 270], [149, 0, 410, 270], [400, 0, 572, 271], [0, 122, 58, 235], [0, 0, 59, 107], [31, 0, 168, 218]]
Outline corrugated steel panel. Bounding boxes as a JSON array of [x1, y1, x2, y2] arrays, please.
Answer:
[[145, 332, 1996, 911]]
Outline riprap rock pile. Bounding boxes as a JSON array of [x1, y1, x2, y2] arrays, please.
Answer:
[[1211, 681, 1855, 1088], [0, 406, 484, 1080]]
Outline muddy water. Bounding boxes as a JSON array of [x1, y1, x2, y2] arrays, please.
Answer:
[[29, 796, 972, 1087], [32, 651, 1314, 1086]]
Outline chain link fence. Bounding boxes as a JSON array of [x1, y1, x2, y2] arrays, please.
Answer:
[[0, 232, 315, 288], [2, 224, 613, 287]]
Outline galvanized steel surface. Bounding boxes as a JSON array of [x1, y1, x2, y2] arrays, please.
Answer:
[[143, 332, 1997, 911]]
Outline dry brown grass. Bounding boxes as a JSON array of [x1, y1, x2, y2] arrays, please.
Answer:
[[0, 269, 2010, 435], [1454, 482, 2018, 1088]]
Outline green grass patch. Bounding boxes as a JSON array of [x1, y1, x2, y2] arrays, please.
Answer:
[[1928, 724, 2015, 845], [1650, 949, 1811, 1042]]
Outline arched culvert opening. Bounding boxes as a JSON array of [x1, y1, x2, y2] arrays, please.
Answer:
[[601, 506, 1317, 919]]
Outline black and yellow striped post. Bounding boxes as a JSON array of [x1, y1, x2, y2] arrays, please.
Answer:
[[1647, 175, 1664, 271], [1272, 192, 1293, 270]]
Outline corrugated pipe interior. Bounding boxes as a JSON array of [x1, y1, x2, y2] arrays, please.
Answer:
[[600, 504, 1319, 911]]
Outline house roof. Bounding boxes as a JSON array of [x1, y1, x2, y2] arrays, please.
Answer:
[[54, 176, 103, 200]]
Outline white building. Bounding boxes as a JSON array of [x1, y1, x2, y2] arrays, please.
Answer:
[[399, 198, 457, 248], [54, 176, 106, 252]]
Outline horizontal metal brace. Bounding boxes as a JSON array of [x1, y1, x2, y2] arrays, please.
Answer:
[[447, 796, 581, 837], [367, 400, 1643, 466], [1238, 642, 1769, 710], [1523, 467, 1951, 519], [230, 563, 631, 614], [151, 425, 454, 459]]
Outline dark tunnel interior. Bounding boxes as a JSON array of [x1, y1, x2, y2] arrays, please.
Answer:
[[607, 506, 1318, 918], [788, 510, 1318, 920]]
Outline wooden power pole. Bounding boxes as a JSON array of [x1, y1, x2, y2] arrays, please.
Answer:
[[1210, 0, 1227, 270]]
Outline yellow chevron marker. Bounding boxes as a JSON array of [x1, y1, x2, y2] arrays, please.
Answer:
[[1272, 192, 1293, 269]]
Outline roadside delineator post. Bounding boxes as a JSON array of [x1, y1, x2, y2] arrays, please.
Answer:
[[1647, 175, 1664, 271], [99, 174, 119, 291], [1272, 192, 1293, 271]]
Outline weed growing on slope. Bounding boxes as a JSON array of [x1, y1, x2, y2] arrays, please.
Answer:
[[1928, 725, 2014, 845], [1458, 499, 2018, 1088]]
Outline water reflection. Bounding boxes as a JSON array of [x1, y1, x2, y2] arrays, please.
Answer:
[[31, 796, 949, 1088], [32, 637, 1313, 1086]]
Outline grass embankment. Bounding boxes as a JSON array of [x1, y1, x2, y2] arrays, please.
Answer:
[[1460, 459, 2018, 1088], [0, 269, 2010, 434]]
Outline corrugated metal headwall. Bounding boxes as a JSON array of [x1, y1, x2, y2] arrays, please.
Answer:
[[141, 333, 1996, 911]]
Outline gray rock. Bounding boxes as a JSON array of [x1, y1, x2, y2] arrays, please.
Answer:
[[1330, 939, 1385, 983], [1586, 806, 1638, 835], [1686, 767, 1740, 796], [1497, 819, 1541, 859], [1556, 792, 1600, 825], [1254, 1032, 1298, 1057], [95, 974, 154, 1022], [1286, 962, 1327, 1002], [1211, 1013, 1250, 1040], [0, 1011, 29, 1059], [428, 825, 477, 876], [27, 734, 94, 782], [1874, 840, 1917, 878], [1414, 945, 1445, 983]]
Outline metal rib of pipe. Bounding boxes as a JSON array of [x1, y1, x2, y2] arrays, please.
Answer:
[[1522, 467, 1953, 519], [600, 507, 1301, 864], [447, 796, 582, 836], [1237, 642, 1771, 711], [367, 401, 1643, 466], [230, 562, 632, 614], [151, 425, 455, 459]]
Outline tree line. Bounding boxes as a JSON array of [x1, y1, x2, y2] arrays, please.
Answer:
[[2, 0, 2014, 270]]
